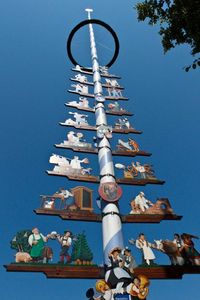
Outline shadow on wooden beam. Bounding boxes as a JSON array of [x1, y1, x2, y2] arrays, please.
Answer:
[[4, 264, 200, 280]]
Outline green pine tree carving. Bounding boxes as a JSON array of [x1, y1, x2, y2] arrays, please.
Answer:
[[71, 232, 93, 263], [10, 230, 32, 253]]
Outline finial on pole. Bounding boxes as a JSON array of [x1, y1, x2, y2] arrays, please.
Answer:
[[85, 8, 93, 19]]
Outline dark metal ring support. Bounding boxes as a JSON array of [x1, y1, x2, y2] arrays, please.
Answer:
[[67, 19, 120, 68]]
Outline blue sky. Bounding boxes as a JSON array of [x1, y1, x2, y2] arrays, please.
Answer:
[[0, 0, 200, 299]]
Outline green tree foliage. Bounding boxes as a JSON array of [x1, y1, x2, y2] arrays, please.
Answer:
[[71, 232, 93, 263], [10, 229, 32, 253], [135, 0, 200, 71]]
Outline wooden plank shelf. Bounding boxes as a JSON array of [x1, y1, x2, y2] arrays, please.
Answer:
[[121, 214, 182, 223], [46, 171, 165, 186], [68, 90, 128, 101], [54, 144, 151, 157], [70, 78, 124, 90], [112, 150, 151, 157], [71, 68, 121, 79], [54, 144, 99, 154], [59, 122, 142, 134], [34, 209, 102, 221], [5, 264, 200, 280], [116, 178, 165, 185], [34, 209, 182, 223], [65, 104, 133, 116]]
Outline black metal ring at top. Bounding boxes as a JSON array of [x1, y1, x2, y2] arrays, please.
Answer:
[[67, 19, 119, 68]]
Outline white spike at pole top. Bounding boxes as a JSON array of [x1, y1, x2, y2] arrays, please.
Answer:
[[85, 8, 93, 19]]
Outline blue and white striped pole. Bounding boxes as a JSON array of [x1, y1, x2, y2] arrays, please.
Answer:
[[86, 8, 124, 265]]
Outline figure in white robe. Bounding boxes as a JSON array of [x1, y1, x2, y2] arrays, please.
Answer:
[[136, 233, 156, 265]]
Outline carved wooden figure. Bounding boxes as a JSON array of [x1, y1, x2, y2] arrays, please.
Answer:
[[71, 83, 89, 94]]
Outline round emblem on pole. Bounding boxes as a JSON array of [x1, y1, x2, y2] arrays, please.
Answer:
[[98, 182, 122, 202], [67, 19, 120, 68]]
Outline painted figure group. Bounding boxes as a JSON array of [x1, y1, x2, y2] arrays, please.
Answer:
[[115, 161, 155, 179], [20, 228, 72, 264], [117, 138, 140, 152], [61, 132, 140, 154], [13, 228, 75, 264], [129, 232, 200, 266], [64, 112, 89, 126], [49, 154, 91, 175], [86, 247, 149, 300], [66, 97, 126, 113], [71, 71, 124, 99]]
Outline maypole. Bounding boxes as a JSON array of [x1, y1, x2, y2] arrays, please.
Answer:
[[85, 8, 124, 264]]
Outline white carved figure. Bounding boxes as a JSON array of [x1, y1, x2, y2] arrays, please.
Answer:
[[57, 189, 74, 199], [130, 192, 153, 214], [117, 139, 132, 151], [75, 64, 81, 71], [99, 66, 109, 75], [105, 78, 120, 87], [67, 97, 89, 108], [78, 97, 89, 107], [49, 154, 91, 175], [62, 131, 92, 149], [49, 154, 70, 166], [135, 162, 147, 179], [115, 118, 131, 129], [135, 233, 156, 265], [70, 156, 91, 175], [68, 112, 88, 125], [67, 131, 83, 144], [49, 154, 70, 173], [70, 156, 88, 170], [66, 100, 79, 107], [71, 83, 89, 94], [107, 87, 122, 98], [44, 200, 54, 209], [74, 73, 87, 82]]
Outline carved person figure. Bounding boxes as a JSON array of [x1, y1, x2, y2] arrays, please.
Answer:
[[75, 74, 87, 82], [105, 248, 132, 293], [173, 233, 183, 249], [180, 233, 200, 265], [134, 192, 153, 213], [136, 233, 156, 265], [121, 247, 137, 274], [69, 112, 88, 125], [128, 277, 141, 300], [135, 162, 147, 179], [67, 131, 79, 143], [57, 230, 72, 264], [79, 97, 89, 107], [94, 280, 113, 300], [28, 228, 48, 262], [70, 156, 87, 170]]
